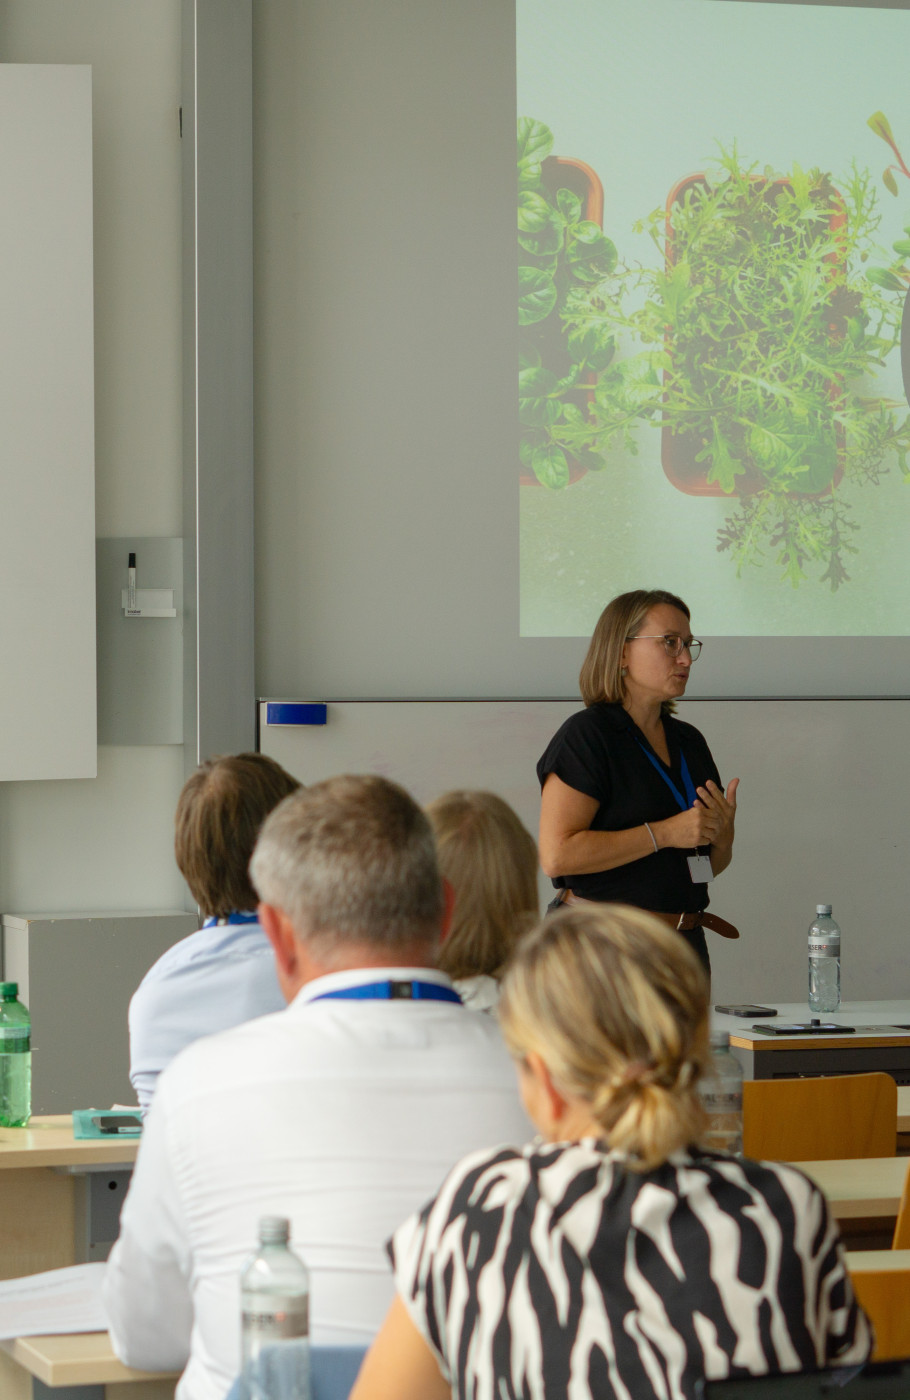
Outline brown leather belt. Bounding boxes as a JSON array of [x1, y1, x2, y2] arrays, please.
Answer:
[[562, 891, 739, 940]]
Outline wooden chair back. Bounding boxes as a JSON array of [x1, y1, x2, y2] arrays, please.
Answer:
[[892, 1162, 910, 1249], [849, 1264, 910, 1360], [742, 1072, 896, 1161]]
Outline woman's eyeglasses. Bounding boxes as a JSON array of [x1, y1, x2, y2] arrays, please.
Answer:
[[627, 634, 703, 661]]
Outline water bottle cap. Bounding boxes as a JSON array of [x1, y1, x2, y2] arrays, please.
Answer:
[[709, 1030, 731, 1049], [258, 1216, 291, 1245], [0, 983, 18, 999], [816, 904, 832, 916]]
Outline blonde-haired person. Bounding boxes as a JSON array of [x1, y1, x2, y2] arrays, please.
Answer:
[[538, 588, 740, 971], [426, 790, 538, 1012], [352, 907, 871, 1400]]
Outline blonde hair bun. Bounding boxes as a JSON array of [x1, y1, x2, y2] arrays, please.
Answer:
[[498, 905, 710, 1170]]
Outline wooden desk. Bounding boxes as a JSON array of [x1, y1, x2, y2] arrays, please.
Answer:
[[0, 1121, 173, 1394], [847, 1248, 910, 1272], [0, 1332, 176, 1398], [0, 1116, 137, 1280], [794, 1156, 908, 1247], [795, 1156, 908, 1219], [712, 1002, 910, 1083], [0, 1117, 139, 1173]]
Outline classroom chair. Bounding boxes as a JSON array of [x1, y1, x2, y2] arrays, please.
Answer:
[[741, 1073, 897, 1162], [849, 1264, 910, 1361], [891, 1160, 910, 1248], [225, 1343, 368, 1400]]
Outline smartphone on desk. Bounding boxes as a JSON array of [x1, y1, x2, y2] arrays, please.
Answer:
[[750, 1022, 854, 1035], [91, 1113, 142, 1135], [715, 1004, 777, 1017]]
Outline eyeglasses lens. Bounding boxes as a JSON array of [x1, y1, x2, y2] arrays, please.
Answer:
[[665, 636, 702, 660]]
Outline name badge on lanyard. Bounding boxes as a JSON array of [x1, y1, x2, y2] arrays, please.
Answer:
[[636, 742, 715, 885], [686, 852, 714, 883]]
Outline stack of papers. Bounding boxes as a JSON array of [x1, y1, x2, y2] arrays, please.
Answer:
[[0, 1263, 107, 1339]]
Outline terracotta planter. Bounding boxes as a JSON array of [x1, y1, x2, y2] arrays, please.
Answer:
[[519, 155, 604, 487], [661, 173, 846, 498]]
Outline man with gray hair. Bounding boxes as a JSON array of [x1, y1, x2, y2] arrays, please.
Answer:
[[103, 775, 531, 1400]]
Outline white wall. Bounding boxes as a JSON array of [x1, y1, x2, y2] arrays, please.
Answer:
[[0, 1, 187, 914]]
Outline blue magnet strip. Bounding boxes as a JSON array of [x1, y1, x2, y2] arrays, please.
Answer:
[[266, 702, 328, 727]]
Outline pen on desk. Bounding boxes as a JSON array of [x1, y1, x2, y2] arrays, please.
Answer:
[[128, 552, 136, 612]]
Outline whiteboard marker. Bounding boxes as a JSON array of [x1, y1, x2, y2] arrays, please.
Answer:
[[128, 552, 137, 612]]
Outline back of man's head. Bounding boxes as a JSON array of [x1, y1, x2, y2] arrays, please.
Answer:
[[250, 774, 444, 959], [176, 753, 301, 917]]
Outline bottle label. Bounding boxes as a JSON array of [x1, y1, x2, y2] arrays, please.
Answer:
[[808, 941, 838, 956], [0, 1028, 29, 1053], [242, 1298, 308, 1343], [700, 1091, 741, 1112]]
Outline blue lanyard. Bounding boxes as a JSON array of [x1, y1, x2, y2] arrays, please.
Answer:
[[636, 742, 697, 813], [202, 912, 260, 928], [310, 980, 463, 1005]]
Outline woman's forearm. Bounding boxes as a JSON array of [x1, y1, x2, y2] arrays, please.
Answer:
[[540, 822, 661, 879]]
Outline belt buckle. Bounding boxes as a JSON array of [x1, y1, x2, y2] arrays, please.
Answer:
[[677, 912, 703, 932]]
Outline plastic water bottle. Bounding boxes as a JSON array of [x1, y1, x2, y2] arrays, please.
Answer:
[[808, 904, 841, 1013], [0, 982, 31, 1127], [241, 1217, 310, 1400], [699, 1030, 743, 1155]]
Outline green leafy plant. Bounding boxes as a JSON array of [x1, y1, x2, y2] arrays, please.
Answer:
[[518, 118, 618, 488], [569, 148, 910, 588], [866, 111, 910, 295]]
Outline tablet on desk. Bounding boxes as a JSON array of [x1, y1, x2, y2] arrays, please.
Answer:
[[715, 1004, 777, 1018], [750, 1022, 855, 1035]]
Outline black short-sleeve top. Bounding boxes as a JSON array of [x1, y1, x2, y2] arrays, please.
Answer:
[[537, 702, 721, 911]]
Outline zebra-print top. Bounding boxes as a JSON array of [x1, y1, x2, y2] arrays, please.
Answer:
[[389, 1140, 871, 1400]]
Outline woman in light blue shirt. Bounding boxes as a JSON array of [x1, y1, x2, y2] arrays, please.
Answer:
[[128, 752, 299, 1111]]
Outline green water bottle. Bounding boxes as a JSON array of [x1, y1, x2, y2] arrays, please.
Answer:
[[0, 983, 31, 1127]]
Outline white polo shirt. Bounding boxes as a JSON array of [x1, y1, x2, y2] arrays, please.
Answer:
[[103, 966, 531, 1400]]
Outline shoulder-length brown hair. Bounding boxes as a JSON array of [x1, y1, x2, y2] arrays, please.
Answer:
[[175, 753, 301, 917], [426, 790, 539, 982], [579, 589, 690, 713]]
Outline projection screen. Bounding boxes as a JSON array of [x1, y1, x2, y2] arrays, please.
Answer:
[[518, 0, 910, 657]]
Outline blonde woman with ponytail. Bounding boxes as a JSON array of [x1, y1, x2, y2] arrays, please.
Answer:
[[353, 907, 870, 1400]]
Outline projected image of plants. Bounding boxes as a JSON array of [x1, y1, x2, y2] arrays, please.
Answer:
[[517, 0, 910, 635], [519, 128, 910, 591]]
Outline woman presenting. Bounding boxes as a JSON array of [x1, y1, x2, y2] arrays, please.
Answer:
[[537, 588, 739, 968]]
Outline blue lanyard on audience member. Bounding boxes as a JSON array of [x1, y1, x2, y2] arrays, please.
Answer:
[[310, 980, 463, 1005], [636, 742, 697, 813], [202, 912, 261, 928]]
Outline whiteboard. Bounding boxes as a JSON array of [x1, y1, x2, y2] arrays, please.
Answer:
[[259, 698, 910, 1005], [0, 66, 96, 779]]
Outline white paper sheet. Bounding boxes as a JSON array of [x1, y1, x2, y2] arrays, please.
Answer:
[[0, 1263, 107, 1339]]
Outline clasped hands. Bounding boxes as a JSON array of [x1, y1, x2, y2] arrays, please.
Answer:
[[658, 778, 739, 850]]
